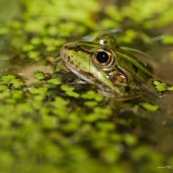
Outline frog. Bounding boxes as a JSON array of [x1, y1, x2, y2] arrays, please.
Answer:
[[60, 33, 154, 97]]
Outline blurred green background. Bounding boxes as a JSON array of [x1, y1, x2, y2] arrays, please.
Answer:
[[0, 0, 173, 173]]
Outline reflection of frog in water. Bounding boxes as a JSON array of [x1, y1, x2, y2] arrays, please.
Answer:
[[60, 33, 157, 98]]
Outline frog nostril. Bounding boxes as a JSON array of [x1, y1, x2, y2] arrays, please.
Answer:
[[76, 46, 81, 52]]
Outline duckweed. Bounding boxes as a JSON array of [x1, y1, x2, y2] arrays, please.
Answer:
[[162, 35, 173, 44], [167, 86, 173, 91], [154, 80, 170, 92], [0, 85, 8, 91], [81, 90, 103, 101], [1, 75, 16, 82], [0, 0, 173, 173], [29, 86, 47, 95], [96, 122, 116, 131], [84, 101, 98, 107], [33, 72, 45, 80], [1, 75, 24, 89], [47, 78, 61, 85], [61, 84, 80, 98], [141, 103, 159, 111]]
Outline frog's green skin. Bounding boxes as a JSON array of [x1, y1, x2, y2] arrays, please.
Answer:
[[60, 33, 153, 97]]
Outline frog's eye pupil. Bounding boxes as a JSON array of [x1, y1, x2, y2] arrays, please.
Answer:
[[92, 48, 115, 69], [96, 51, 109, 63]]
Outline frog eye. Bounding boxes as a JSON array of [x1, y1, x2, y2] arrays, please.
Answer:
[[94, 33, 119, 48], [92, 49, 115, 69]]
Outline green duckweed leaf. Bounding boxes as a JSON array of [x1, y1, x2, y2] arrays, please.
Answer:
[[162, 35, 173, 44], [2, 75, 16, 82], [84, 101, 98, 107], [11, 79, 24, 89], [22, 44, 34, 52], [47, 78, 61, 85], [96, 122, 115, 131], [33, 72, 45, 80], [30, 37, 42, 45], [123, 134, 138, 146], [28, 51, 40, 59], [81, 91, 96, 99], [1, 75, 24, 89], [66, 90, 80, 98], [42, 116, 58, 129], [81, 90, 103, 101], [0, 85, 8, 91], [51, 96, 68, 108], [140, 103, 159, 111], [0, 91, 11, 100], [12, 90, 23, 99], [154, 80, 167, 91], [153, 80, 160, 86], [61, 85, 74, 91], [29, 87, 47, 95], [61, 85, 80, 98], [167, 86, 173, 91], [100, 147, 120, 163]]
